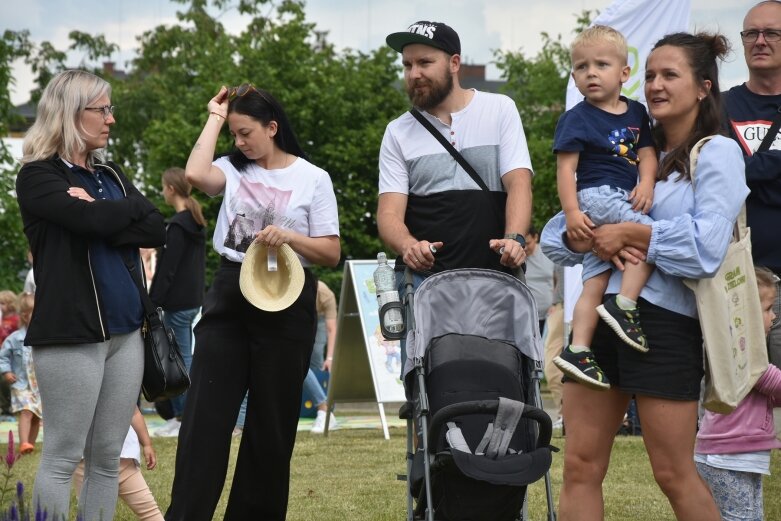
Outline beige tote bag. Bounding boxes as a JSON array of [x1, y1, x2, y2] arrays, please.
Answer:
[[683, 137, 768, 414]]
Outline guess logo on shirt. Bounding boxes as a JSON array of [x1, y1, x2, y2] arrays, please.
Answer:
[[730, 119, 781, 154]]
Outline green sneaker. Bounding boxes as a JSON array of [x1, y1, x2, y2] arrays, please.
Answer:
[[597, 296, 649, 353], [553, 346, 610, 391]]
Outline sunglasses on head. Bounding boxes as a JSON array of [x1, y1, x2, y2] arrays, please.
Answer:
[[227, 83, 275, 108], [227, 83, 258, 100]]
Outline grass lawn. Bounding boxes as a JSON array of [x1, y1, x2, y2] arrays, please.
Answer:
[[3, 425, 781, 520]]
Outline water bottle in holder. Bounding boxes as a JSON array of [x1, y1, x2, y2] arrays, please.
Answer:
[[374, 252, 405, 340]]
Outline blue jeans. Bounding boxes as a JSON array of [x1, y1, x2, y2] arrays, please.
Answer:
[[302, 369, 327, 407], [237, 394, 248, 428], [309, 317, 327, 370], [162, 307, 200, 418]]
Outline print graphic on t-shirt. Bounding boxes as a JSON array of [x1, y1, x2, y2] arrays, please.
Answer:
[[224, 177, 294, 253], [607, 127, 640, 164], [731, 119, 781, 155]]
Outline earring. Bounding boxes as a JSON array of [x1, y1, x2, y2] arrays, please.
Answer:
[[697, 96, 703, 102]]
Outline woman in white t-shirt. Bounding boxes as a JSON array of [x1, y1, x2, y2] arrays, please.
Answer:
[[165, 84, 340, 521]]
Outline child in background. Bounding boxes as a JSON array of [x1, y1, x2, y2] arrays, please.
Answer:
[[74, 406, 164, 521], [551, 25, 658, 390], [695, 266, 781, 521], [0, 291, 19, 342], [0, 292, 41, 454]]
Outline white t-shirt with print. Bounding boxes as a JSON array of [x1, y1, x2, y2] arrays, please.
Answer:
[[211, 156, 339, 265]]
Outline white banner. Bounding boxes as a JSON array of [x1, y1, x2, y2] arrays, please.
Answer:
[[562, 0, 691, 322]]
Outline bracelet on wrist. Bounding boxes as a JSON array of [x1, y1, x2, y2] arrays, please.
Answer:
[[326, 357, 334, 361], [210, 111, 226, 120]]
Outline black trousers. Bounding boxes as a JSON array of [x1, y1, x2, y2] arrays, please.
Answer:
[[165, 260, 317, 521]]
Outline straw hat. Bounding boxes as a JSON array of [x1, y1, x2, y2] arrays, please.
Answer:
[[240, 242, 305, 312]]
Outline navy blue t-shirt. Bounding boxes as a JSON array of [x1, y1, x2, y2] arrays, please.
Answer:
[[553, 97, 653, 192], [71, 164, 143, 335]]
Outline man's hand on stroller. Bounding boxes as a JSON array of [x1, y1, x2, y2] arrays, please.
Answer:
[[490, 238, 527, 268], [403, 240, 443, 271]]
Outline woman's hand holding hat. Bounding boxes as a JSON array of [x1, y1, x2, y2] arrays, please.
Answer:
[[256, 225, 295, 249]]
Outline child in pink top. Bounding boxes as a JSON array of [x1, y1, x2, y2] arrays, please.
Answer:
[[695, 266, 781, 521]]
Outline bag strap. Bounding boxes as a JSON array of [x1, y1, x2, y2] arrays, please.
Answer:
[[409, 108, 490, 192], [121, 252, 158, 317], [689, 136, 747, 241], [758, 110, 781, 153]]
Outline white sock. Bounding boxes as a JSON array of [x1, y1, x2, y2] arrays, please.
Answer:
[[569, 344, 591, 353], [316, 410, 326, 419], [616, 294, 636, 310]]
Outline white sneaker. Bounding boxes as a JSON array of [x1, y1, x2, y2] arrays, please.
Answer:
[[155, 418, 181, 437], [311, 411, 338, 433]]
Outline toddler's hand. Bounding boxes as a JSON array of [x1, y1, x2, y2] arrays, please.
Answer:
[[565, 210, 595, 242], [142, 444, 157, 470], [629, 182, 654, 214]]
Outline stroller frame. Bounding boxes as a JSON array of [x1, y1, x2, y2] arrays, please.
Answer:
[[399, 268, 557, 521]]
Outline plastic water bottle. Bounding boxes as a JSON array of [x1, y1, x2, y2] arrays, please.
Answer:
[[374, 252, 404, 336]]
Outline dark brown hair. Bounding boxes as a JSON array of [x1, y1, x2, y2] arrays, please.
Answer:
[[648, 32, 730, 181]]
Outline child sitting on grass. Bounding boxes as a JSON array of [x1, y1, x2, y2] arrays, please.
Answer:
[[695, 266, 781, 520], [0, 292, 41, 455]]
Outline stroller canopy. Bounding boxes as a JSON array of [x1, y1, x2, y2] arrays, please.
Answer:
[[403, 268, 543, 380]]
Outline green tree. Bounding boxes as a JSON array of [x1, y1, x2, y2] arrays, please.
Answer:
[[494, 10, 595, 230], [110, 0, 407, 288], [0, 30, 33, 291]]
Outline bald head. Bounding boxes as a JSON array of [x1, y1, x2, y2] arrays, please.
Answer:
[[743, 1, 781, 90]]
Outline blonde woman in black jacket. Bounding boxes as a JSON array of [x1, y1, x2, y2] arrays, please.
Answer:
[[15, 69, 165, 521]]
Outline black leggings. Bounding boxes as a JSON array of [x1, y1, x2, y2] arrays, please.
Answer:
[[165, 260, 317, 521]]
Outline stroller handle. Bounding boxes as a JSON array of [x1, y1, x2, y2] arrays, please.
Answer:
[[428, 400, 552, 451]]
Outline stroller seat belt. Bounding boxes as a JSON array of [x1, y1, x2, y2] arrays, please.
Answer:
[[445, 398, 526, 458], [483, 398, 525, 459]]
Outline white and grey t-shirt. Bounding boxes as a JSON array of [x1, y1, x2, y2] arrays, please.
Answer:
[[379, 89, 533, 272], [211, 156, 339, 265]]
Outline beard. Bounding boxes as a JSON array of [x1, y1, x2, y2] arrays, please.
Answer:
[[406, 70, 454, 111]]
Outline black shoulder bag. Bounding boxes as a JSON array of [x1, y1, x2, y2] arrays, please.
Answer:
[[122, 253, 191, 402]]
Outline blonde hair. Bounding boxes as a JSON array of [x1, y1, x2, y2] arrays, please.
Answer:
[[571, 25, 629, 65], [755, 266, 779, 293], [21, 70, 111, 167], [0, 291, 17, 312], [17, 293, 34, 328]]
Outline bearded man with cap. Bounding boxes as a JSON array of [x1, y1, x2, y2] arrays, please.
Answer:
[[377, 21, 533, 280]]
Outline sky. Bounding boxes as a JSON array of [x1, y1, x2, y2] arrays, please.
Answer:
[[2, 0, 755, 106]]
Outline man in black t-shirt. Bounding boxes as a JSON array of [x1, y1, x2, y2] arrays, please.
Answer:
[[724, 1, 781, 367]]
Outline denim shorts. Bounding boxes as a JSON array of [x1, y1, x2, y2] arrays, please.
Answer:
[[578, 185, 655, 281]]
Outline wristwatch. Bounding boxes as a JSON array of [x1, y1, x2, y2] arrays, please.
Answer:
[[504, 233, 526, 248]]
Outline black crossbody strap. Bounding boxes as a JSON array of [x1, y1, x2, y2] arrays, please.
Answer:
[[727, 89, 781, 154], [409, 108, 490, 192], [758, 109, 781, 153], [121, 252, 157, 316]]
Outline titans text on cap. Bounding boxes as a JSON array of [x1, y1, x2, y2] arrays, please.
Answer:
[[386, 21, 461, 56]]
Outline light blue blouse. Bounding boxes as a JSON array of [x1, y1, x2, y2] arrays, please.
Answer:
[[541, 135, 748, 319]]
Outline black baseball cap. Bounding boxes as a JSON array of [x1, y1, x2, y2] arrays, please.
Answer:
[[386, 21, 461, 56]]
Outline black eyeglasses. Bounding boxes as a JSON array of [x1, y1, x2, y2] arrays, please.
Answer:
[[740, 29, 781, 43], [84, 105, 115, 118]]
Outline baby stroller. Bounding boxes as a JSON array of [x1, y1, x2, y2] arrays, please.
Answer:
[[399, 268, 556, 521]]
